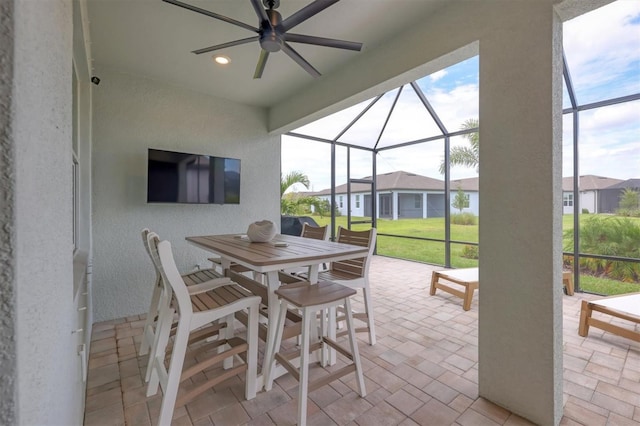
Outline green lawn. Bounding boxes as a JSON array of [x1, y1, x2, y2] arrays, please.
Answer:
[[310, 214, 640, 295]]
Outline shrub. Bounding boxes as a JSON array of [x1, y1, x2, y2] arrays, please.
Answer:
[[451, 212, 477, 226], [619, 188, 640, 211], [617, 208, 640, 218], [461, 245, 479, 259], [563, 216, 640, 283], [582, 208, 589, 214]]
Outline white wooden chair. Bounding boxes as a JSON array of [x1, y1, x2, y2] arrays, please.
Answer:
[[138, 228, 229, 379], [147, 233, 260, 425], [300, 226, 377, 345], [278, 223, 329, 281]]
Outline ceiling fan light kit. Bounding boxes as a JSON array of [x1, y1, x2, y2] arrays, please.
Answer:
[[162, 0, 363, 79]]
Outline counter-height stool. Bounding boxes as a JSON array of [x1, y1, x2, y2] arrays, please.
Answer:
[[265, 280, 366, 426]]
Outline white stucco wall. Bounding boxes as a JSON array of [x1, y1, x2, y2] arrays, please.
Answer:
[[478, 3, 563, 425], [581, 190, 596, 213], [91, 69, 280, 322], [12, 0, 80, 424]]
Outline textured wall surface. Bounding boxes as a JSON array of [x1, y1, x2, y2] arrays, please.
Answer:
[[91, 68, 280, 322], [0, 0, 16, 423], [12, 0, 78, 424], [478, 3, 564, 425]]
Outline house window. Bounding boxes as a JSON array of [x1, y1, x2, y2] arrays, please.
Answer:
[[463, 194, 470, 208], [415, 194, 421, 208], [563, 193, 573, 207], [355, 195, 360, 208], [339, 196, 343, 208]]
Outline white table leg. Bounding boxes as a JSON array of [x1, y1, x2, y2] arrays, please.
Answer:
[[221, 258, 231, 270], [261, 270, 281, 390], [307, 264, 319, 284]]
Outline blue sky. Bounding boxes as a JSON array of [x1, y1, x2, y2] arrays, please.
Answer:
[[283, 1, 640, 193]]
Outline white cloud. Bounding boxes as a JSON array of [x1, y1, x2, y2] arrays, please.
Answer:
[[429, 69, 447, 82], [563, 1, 640, 102], [426, 83, 479, 131]]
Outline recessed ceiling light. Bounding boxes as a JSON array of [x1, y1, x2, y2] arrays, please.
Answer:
[[214, 55, 230, 65]]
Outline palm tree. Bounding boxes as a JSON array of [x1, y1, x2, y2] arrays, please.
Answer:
[[281, 171, 310, 197], [281, 171, 310, 215], [439, 118, 479, 174]]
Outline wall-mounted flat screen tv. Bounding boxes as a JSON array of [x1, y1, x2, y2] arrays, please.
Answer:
[[147, 148, 240, 204]]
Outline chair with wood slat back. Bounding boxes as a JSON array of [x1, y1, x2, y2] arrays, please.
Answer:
[[278, 223, 330, 284], [300, 222, 328, 240], [314, 226, 377, 345], [139, 228, 225, 359], [146, 233, 260, 426], [140, 228, 252, 388]]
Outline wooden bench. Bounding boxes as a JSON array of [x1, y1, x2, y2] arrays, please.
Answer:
[[579, 292, 640, 343], [430, 268, 575, 310], [562, 271, 574, 296], [430, 268, 479, 311]]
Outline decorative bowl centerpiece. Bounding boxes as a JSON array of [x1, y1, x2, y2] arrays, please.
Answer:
[[246, 220, 277, 243]]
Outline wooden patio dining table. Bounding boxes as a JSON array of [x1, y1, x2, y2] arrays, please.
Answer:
[[186, 233, 368, 388]]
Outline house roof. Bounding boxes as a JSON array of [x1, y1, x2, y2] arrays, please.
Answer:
[[603, 178, 640, 190], [451, 177, 479, 191], [562, 175, 624, 191], [312, 171, 479, 195], [312, 172, 629, 196]]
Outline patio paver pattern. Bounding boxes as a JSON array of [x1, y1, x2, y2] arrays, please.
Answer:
[[85, 256, 640, 425]]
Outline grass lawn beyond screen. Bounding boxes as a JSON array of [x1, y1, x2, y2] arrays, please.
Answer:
[[310, 214, 640, 295]]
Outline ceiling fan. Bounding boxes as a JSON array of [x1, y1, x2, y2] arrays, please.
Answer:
[[162, 0, 363, 79]]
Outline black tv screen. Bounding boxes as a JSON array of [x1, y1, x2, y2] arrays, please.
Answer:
[[147, 148, 240, 204]]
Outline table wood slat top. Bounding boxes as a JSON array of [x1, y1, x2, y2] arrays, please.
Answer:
[[186, 234, 367, 270]]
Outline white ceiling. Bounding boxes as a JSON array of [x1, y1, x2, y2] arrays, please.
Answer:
[[85, 0, 446, 108]]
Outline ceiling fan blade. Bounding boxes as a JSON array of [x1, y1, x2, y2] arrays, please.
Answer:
[[249, 0, 272, 29], [285, 33, 362, 51], [162, 0, 258, 33], [282, 42, 321, 78], [253, 50, 270, 79], [281, 0, 340, 32], [192, 36, 259, 55]]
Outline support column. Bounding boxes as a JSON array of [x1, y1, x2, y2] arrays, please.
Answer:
[[478, 3, 563, 425], [423, 193, 427, 218], [392, 192, 398, 220]]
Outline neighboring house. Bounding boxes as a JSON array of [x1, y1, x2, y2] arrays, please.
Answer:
[[314, 172, 630, 219], [312, 171, 479, 220], [562, 175, 623, 214], [451, 177, 479, 216], [599, 179, 640, 213]]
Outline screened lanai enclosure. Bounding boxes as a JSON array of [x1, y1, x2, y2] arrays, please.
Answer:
[[282, 1, 640, 296]]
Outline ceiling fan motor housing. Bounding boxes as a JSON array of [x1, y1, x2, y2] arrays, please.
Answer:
[[262, 0, 280, 9], [260, 9, 284, 52], [165, 0, 362, 78]]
